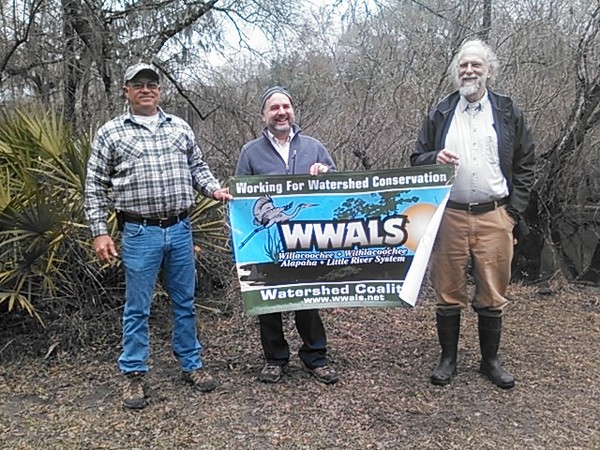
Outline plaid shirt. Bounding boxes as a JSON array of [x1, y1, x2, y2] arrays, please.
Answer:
[[84, 108, 221, 237]]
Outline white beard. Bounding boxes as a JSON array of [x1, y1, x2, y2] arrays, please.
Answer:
[[459, 82, 481, 98]]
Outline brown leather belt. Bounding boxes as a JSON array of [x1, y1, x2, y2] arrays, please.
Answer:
[[446, 197, 509, 214], [122, 210, 189, 228]]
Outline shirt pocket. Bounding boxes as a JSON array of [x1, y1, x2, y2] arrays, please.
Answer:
[[113, 137, 146, 186], [485, 135, 503, 178], [161, 134, 193, 184], [117, 136, 146, 161]]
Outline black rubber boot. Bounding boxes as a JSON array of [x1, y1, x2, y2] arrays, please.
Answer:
[[431, 314, 460, 386], [478, 315, 515, 389]]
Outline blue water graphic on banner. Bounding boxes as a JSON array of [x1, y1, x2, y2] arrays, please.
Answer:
[[228, 166, 454, 315]]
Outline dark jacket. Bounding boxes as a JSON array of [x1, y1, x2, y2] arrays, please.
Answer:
[[411, 89, 535, 230], [236, 125, 336, 176]]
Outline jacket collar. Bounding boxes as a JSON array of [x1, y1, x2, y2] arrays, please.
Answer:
[[438, 89, 510, 116], [261, 123, 302, 141]]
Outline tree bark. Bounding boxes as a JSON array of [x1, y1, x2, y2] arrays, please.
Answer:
[[61, 0, 78, 127], [514, 6, 600, 283]]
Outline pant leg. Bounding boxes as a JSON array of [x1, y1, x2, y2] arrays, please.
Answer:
[[430, 208, 471, 313], [162, 219, 203, 371], [259, 312, 289, 365], [118, 222, 163, 373], [295, 309, 328, 369], [471, 207, 514, 315]]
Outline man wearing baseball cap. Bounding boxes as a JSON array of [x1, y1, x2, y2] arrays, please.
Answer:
[[85, 62, 232, 409], [123, 63, 159, 84]]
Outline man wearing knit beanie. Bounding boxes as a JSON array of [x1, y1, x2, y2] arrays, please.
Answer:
[[260, 86, 294, 113], [236, 86, 339, 384]]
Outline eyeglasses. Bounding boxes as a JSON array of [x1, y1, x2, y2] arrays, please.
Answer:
[[127, 81, 159, 90]]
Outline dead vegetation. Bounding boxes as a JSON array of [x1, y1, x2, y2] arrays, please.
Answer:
[[1, 280, 599, 449]]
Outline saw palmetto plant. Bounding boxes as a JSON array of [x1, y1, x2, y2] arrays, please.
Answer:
[[0, 109, 231, 324], [0, 109, 91, 323]]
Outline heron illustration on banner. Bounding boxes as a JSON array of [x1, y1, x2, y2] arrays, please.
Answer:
[[238, 195, 317, 250]]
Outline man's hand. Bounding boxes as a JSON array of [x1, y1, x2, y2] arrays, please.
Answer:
[[93, 235, 118, 263], [436, 149, 459, 165], [213, 188, 233, 201], [309, 163, 329, 176]]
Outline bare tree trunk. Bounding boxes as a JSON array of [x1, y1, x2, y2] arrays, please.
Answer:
[[61, 0, 113, 106], [580, 238, 600, 283], [62, 0, 78, 128], [514, 5, 600, 283], [479, 0, 492, 41]]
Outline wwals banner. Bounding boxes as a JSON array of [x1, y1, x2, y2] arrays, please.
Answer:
[[228, 165, 453, 315]]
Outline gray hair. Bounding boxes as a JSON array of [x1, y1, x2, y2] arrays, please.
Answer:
[[449, 39, 499, 87]]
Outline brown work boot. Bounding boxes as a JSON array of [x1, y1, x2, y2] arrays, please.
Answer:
[[182, 369, 218, 392], [309, 365, 339, 384], [258, 363, 286, 383], [122, 371, 147, 410]]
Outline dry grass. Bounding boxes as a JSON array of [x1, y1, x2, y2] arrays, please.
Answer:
[[1, 280, 599, 449]]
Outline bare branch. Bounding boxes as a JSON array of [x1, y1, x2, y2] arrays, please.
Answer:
[[153, 61, 219, 121], [0, 0, 45, 75]]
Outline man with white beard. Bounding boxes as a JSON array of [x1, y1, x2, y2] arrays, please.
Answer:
[[411, 40, 535, 389]]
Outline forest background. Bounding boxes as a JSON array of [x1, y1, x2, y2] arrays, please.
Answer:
[[0, 0, 597, 322], [0, 0, 598, 342], [1, 1, 599, 448]]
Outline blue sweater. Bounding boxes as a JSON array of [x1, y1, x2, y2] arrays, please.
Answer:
[[235, 126, 336, 176]]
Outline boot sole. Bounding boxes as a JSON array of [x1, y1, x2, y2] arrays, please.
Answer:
[[431, 373, 455, 386], [123, 399, 148, 410], [431, 377, 452, 386], [431, 366, 457, 386], [480, 367, 515, 389]]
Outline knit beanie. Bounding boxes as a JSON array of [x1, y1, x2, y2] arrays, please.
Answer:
[[260, 86, 294, 112]]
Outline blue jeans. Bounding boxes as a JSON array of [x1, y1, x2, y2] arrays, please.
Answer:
[[118, 218, 203, 373]]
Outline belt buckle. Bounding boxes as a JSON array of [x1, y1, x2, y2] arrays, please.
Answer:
[[467, 203, 479, 214], [468, 201, 496, 214], [158, 217, 168, 227]]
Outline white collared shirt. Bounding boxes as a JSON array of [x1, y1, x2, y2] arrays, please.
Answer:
[[267, 129, 295, 171], [445, 92, 509, 203]]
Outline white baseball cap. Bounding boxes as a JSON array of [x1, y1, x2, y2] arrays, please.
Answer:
[[123, 63, 159, 84]]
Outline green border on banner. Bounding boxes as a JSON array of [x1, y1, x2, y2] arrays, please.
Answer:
[[242, 280, 413, 316], [229, 164, 454, 314], [230, 165, 453, 197]]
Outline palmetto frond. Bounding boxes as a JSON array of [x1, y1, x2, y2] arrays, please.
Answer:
[[0, 108, 232, 320], [190, 195, 230, 276], [0, 109, 89, 320]]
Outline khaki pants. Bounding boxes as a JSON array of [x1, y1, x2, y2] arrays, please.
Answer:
[[430, 206, 515, 316]]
